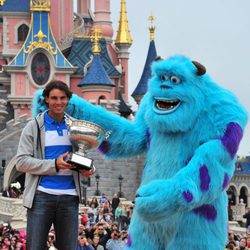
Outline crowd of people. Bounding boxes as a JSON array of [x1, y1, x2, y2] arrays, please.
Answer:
[[0, 193, 133, 250], [0, 223, 26, 250], [75, 193, 133, 250], [225, 231, 250, 250]]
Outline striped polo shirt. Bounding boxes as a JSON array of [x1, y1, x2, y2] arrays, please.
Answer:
[[37, 112, 77, 196]]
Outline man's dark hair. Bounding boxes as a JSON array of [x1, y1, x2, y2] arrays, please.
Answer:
[[42, 80, 72, 100]]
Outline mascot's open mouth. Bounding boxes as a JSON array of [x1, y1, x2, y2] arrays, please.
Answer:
[[153, 97, 181, 114]]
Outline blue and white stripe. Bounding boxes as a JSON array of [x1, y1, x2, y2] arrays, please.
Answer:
[[37, 112, 77, 196]]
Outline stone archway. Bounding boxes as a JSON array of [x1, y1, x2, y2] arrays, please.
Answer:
[[3, 156, 24, 191], [239, 185, 249, 207]]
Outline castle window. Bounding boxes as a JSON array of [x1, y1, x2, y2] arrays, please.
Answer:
[[98, 95, 106, 105], [31, 53, 50, 86], [17, 24, 29, 42]]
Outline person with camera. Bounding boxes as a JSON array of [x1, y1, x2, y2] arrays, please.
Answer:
[[76, 235, 94, 250], [106, 229, 125, 250]]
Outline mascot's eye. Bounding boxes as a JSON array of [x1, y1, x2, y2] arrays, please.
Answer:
[[170, 76, 181, 84], [160, 75, 168, 82]]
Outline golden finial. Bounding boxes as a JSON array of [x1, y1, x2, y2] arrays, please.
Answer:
[[90, 28, 103, 54], [0, 0, 6, 6], [148, 15, 155, 41], [115, 0, 133, 45], [30, 0, 50, 12]]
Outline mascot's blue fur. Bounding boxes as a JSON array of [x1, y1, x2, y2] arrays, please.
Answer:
[[33, 55, 248, 250]]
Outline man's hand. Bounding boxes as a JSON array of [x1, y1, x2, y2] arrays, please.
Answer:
[[55, 152, 74, 170], [79, 165, 96, 177]]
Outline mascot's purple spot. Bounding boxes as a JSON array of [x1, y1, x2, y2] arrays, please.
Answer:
[[126, 233, 132, 247], [220, 122, 243, 159], [200, 165, 210, 191], [182, 191, 193, 203], [193, 204, 217, 221], [146, 129, 151, 149], [222, 173, 229, 190], [97, 141, 110, 154]]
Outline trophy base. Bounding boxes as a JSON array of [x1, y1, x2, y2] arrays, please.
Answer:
[[67, 153, 93, 171]]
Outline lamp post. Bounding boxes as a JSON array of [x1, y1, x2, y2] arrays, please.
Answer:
[[0, 159, 5, 192], [95, 174, 100, 196], [118, 174, 124, 198], [81, 178, 88, 205]]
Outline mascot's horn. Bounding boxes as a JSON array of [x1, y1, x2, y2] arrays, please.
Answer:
[[192, 61, 206, 76], [154, 56, 163, 61]]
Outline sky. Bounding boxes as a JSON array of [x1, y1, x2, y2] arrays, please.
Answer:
[[77, 1, 250, 156]]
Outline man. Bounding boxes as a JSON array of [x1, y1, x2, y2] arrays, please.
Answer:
[[76, 235, 94, 250], [106, 230, 125, 250], [16, 80, 93, 250], [91, 235, 104, 250], [243, 208, 250, 233], [111, 193, 120, 218]]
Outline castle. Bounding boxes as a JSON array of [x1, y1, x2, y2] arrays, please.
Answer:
[[0, 0, 160, 200]]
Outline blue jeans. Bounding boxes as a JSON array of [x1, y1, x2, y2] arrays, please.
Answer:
[[26, 191, 79, 250]]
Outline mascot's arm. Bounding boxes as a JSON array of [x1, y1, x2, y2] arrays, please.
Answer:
[[135, 115, 248, 221], [33, 90, 147, 158]]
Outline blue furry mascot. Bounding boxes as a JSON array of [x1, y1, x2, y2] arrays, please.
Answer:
[[34, 55, 248, 250]]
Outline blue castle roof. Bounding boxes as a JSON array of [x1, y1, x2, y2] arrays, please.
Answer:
[[67, 39, 121, 77], [78, 54, 114, 86], [0, 0, 30, 13], [131, 40, 157, 97], [118, 91, 132, 117], [234, 159, 250, 175], [8, 11, 74, 69]]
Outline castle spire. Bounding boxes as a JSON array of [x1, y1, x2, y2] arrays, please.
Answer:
[[131, 15, 157, 105], [148, 15, 155, 41], [90, 28, 102, 55], [30, 0, 50, 12], [115, 0, 132, 45]]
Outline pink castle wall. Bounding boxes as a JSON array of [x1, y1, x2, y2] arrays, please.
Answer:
[[5, 17, 30, 50], [15, 74, 26, 96], [77, 0, 91, 17], [94, 0, 113, 39], [50, 0, 73, 41], [120, 59, 129, 101]]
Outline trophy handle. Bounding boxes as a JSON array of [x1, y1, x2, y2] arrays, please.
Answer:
[[65, 116, 73, 128]]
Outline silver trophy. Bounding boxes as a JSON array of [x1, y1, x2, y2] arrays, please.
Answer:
[[66, 117, 111, 171]]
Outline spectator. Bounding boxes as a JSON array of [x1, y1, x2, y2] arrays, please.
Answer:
[[106, 230, 125, 250], [243, 208, 250, 233], [46, 231, 56, 250], [120, 205, 129, 230], [91, 235, 104, 250], [94, 223, 111, 249], [76, 235, 94, 250], [87, 203, 98, 223], [111, 194, 120, 218], [90, 198, 99, 209], [99, 194, 107, 204], [115, 203, 122, 229], [235, 237, 247, 250]]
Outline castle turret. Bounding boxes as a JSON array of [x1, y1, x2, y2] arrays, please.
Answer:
[[94, 0, 113, 42], [50, 0, 74, 41], [115, 0, 132, 102], [132, 16, 157, 105], [77, 0, 91, 18], [78, 28, 115, 104]]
